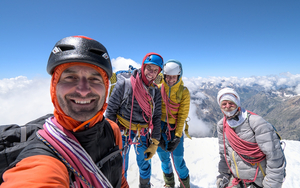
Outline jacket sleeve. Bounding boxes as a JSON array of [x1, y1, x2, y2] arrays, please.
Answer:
[[1, 155, 69, 188], [106, 79, 126, 122], [107, 119, 129, 188], [250, 115, 286, 188], [217, 118, 231, 177], [151, 86, 162, 141], [175, 87, 190, 138]]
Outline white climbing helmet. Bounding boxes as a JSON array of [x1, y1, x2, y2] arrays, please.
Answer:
[[163, 61, 182, 76]]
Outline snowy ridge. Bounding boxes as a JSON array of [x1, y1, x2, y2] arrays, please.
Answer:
[[184, 72, 300, 95]]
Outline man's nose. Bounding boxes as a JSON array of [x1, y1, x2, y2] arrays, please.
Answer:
[[148, 69, 155, 74], [76, 78, 91, 97], [224, 103, 231, 108]]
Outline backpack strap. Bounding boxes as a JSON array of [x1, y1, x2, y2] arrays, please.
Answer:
[[96, 119, 122, 169], [109, 72, 117, 97], [119, 78, 132, 108], [184, 117, 192, 139], [176, 85, 186, 103], [20, 126, 27, 142], [96, 147, 123, 169], [154, 72, 163, 84]]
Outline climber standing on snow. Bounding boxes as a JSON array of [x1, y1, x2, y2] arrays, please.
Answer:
[[156, 60, 191, 188], [216, 87, 286, 188], [106, 53, 163, 188]]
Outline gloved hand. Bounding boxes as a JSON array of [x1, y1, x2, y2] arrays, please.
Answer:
[[158, 136, 166, 151], [144, 138, 159, 161], [216, 174, 230, 188], [167, 136, 181, 152]]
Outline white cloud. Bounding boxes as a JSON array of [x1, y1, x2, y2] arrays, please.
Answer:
[[111, 57, 141, 72], [187, 103, 212, 137], [3, 68, 300, 126], [110, 57, 300, 95], [0, 76, 53, 125]]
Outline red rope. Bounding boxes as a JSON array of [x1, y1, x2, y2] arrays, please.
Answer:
[[161, 84, 180, 118], [127, 74, 154, 145], [161, 83, 180, 140], [222, 112, 266, 188], [171, 152, 186, 188]]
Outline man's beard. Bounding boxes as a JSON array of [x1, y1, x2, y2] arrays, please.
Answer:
[[222, 107, 238, 118]]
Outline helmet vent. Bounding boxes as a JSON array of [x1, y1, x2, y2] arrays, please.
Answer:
[[58, 45, 75, 52], [89, 48, 104, 56]]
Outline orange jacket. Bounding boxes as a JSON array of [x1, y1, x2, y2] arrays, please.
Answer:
[[1, 119, 129, 188]]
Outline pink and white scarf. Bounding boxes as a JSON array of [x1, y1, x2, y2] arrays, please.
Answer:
[[38, 117, 112, 188]]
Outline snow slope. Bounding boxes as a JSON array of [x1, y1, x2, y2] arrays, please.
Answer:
[[127, 137, 299, 188]]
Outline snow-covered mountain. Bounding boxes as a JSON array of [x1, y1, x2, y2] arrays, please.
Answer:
[[184, 75, 300, 140]]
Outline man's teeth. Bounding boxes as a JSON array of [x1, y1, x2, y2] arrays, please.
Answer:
[[75, 100, 91, 104]]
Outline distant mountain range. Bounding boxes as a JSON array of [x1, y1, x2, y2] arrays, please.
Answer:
[[190, 81, 300, 140]]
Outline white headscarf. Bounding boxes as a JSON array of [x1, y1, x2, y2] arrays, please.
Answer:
[[217, 88, 240, 118], [217, 88, 247, 127], [217, 87, 240, 107]]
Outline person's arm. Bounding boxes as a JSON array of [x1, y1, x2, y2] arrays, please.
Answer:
[[251, 116, 286, 188], [106, 79, 126, 122], [1, 155, 69, 188], [175, 87, 190, 138], [217, 119, 231, 176], [107, 119, 129, 188], [216, 119, 231, 188]]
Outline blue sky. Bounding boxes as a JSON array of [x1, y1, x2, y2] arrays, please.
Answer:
[[1, 0, 300, 79]]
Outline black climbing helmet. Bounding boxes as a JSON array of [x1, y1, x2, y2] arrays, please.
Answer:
[[47, 36, 112, 78]]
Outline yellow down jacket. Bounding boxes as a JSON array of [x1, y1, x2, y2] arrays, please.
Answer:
[[158, 77, 190, 138]]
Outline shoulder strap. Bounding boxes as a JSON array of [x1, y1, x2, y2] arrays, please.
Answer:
[[149, 85, 156, 98], [154, 72, 163, 84], [96, 147, 123, 169], [20, 126, 27, 142], [96, 120, 123, 169], [176, 85, 186, 103], [246, 110, 282, 140], [120, 78, 132, 107], [109, 72, 117, 97]]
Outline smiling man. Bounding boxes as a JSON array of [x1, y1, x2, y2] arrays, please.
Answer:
[[106, 53, 163, 188], [216, 87, 286, 188], [0, 36, 129, 188], [56, 65, 106, 122]]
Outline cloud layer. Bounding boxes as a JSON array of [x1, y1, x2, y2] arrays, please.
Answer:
[[0, 76, 53, 125], [2, 57, 300, 128]]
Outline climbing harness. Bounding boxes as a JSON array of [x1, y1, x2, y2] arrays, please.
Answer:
[[222, 112, 266, 188], [124, 74, 155, 146]]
